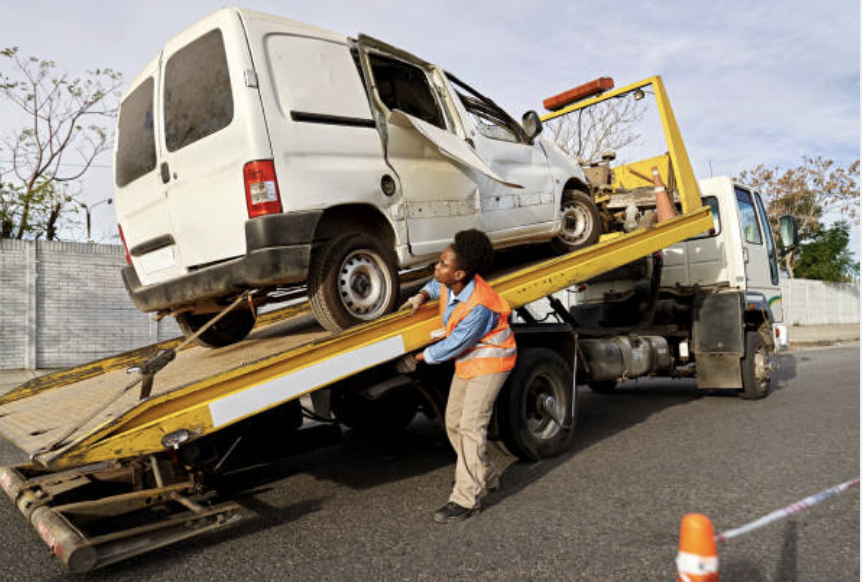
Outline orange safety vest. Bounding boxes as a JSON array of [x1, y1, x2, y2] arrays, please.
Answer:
[[440, 275, 517, 379]]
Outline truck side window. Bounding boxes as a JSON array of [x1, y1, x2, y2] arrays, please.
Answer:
[[368, 54, 446, 130], [754, 191, 780, 284], [115, 77, 156, 187], [164, 29, 234, 152], [735, 187, 762, 245], [689, 196, 720, 239]]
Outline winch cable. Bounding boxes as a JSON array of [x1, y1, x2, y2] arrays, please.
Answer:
[[30, 291, 258, 463]]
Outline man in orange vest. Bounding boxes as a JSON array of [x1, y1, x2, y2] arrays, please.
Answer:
[[402, 229, 517, 523]]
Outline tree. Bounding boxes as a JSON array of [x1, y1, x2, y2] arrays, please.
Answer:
[[0, 47, 122, 240], [543, 94, 647, 164], [794, 221, 859, 282], [735, 156, 860, 277]]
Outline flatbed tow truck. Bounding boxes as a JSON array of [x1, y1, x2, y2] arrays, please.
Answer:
[[0, 77, 714, 572]]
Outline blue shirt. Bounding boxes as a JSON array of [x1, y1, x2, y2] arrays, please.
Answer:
[[420, 278, 499, 364]]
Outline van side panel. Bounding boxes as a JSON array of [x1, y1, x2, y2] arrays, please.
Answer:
[[240, 12, 403, 249]]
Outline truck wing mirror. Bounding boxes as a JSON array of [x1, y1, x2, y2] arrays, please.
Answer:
[[778, 215, 799, 251], [522, 110, 543, 141]]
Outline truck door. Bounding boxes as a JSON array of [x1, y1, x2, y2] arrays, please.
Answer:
[[355, 35, 518, 259], [735, 186, 780, 314]]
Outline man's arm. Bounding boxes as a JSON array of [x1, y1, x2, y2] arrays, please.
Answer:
[[419, 306, 498, 364]]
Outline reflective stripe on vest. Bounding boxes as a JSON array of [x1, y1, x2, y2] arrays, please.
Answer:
[[440, 275, 517, 379]]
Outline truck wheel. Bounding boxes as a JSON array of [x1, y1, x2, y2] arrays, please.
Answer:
[[496, 347, 576, 461], [309, 232, 400, 333], [330, 387, 418, 433], [587, 380, 618, 393], [176, 305, 256, 348], [550, 190, 602, 254], [739, 330, 773, 399]]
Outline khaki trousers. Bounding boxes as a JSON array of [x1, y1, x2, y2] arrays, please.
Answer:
[[445, 370, 510, 509]]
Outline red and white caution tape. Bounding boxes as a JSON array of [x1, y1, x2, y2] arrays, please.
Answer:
[[715, 478, 860, 544]]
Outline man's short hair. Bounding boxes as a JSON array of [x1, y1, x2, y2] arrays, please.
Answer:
[[452, 229, 494, 280]]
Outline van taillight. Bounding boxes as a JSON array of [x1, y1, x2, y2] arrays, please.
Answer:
[[118, 224, 132, 265], [244, 160, 282, 218]]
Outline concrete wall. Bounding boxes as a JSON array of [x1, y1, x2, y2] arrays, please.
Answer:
[[779, 278, 861, 325], [1, 239, 178, 370]]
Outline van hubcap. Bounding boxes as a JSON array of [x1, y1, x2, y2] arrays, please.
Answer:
[[560, 203, 591, 245], [338, 250, 392, 319]]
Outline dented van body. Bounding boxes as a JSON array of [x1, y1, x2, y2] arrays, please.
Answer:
[[114, 8, 594, 339]]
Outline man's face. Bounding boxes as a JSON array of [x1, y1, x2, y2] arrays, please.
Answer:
[[434, 246, 466, 287]]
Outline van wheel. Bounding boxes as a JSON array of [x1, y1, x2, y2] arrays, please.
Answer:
[[176, 305, 257, 348], [739, 330, 773, 399], [309, 232, 400, 333], [496, 347, 577, 461], [550, 190, 602, 254]]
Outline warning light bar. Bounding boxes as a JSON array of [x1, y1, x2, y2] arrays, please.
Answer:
[[543, 77, 615, 111]]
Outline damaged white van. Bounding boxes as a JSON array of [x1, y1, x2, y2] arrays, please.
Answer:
[[114, 7, 599, 346]]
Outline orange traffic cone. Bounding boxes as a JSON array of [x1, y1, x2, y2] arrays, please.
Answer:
[[676, 513, 719, 582], [653, 167, 677, 222]]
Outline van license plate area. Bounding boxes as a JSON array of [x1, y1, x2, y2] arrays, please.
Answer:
[[139, 246, 176, 274]]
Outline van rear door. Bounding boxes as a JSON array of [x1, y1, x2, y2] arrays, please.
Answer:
[[158, 11, 271, 271], [114, 58, 185, 286]]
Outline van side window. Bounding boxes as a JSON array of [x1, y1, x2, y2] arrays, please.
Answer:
[[754, 191, 779, 285], [446, 73, 528, 144], [735, 187, 762, 245], [368, 54, 445, 130], [164, 29, 233, 152], [689, 196, 720, 239], [116, 78, 156, 187]]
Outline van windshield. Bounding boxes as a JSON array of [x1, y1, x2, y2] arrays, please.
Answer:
[[164, 29, 233, 152], [115, 77, 156, 187]]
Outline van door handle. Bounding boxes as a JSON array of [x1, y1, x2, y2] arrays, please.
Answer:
[[160, 162, 171, 184], [742, 247, 749, 263]]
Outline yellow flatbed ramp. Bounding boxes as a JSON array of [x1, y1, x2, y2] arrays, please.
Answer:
[[0, 209, 711, 470]]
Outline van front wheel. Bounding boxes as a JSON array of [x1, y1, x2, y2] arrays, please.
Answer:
[[309, 232, 400, 333]]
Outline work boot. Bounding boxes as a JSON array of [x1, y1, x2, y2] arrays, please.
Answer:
[[434, 502, 479, 524]]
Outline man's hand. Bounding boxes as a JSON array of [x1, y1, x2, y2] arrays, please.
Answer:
[[399, 292, 428, 313], [395, 354, 418, 374]]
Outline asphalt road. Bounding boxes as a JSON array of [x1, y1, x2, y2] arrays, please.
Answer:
[[0, 344, 858, 581]]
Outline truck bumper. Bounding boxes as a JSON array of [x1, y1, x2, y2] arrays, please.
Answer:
[[123, 211, 323, 313]]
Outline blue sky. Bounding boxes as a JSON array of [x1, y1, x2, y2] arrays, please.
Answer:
[[1, 0, 859, 246]]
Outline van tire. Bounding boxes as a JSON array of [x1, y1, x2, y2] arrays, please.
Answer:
[[309, 232, 400, 333], [550, 190, 602, 254], [495, 347, 576, 461], [176, 305, 257, 348]]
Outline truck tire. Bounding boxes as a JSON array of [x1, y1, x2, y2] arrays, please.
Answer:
[[330, 387, 418, 433], [739, 330, 773, 399], [550, 190, 602, 255], [496, 347, 576, 461], [309, 232, 400, 333], [176, 305, 256, 348], [587, 380, 618, 393]]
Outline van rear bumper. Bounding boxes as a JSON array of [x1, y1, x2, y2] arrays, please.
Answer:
[[123, 212, 323, 313]]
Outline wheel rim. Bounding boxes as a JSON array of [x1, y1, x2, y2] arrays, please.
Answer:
[[559, 202, 593, 246], [753, 345, 772, 391], [523, 370, 567, 441], [338, 249, 393, 320]]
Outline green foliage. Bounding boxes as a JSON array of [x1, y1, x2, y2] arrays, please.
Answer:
[[794, 221, 859, 282]]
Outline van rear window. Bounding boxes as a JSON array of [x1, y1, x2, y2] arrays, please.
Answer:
[[115, 77, 156, 187], [164, 29, 233, 152]]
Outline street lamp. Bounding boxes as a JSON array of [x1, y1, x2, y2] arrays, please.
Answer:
[[80, 197, 113, 241]]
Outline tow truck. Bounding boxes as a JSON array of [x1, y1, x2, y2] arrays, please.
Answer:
[[0, 76, 725, 572]]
